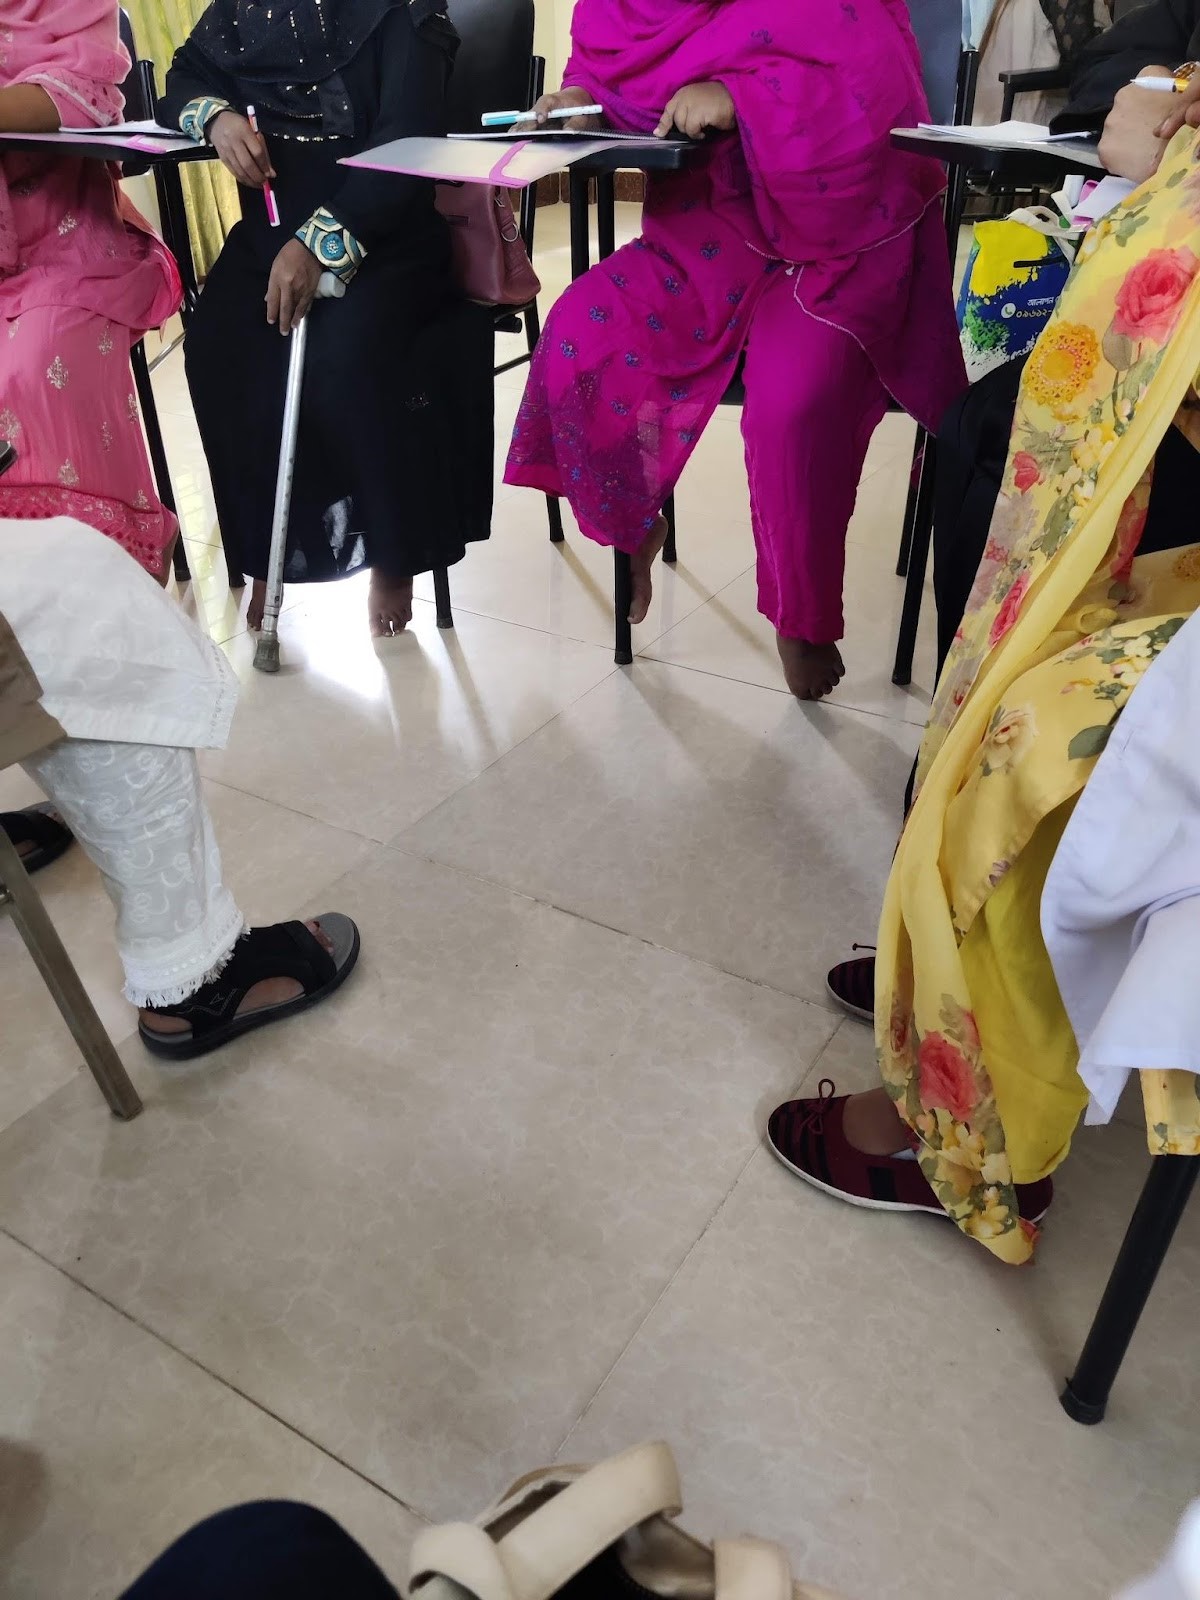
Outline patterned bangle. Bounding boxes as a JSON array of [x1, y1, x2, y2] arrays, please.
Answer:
[[179, 96, 233, 143], [295, 207, 367, 284]]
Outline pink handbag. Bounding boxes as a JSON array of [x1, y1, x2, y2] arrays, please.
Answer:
[[435, 182, 542, 308]]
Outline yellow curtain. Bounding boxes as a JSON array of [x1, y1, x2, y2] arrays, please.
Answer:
[[125, 0, 239, 277]]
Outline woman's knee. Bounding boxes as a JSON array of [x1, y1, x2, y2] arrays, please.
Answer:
[[744, 362, 861, 449]]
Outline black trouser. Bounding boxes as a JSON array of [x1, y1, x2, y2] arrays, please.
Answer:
[[120, 1502, 399, 1599]]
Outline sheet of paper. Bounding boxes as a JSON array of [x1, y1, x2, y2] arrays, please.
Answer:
[[918, 120, 1055, 144], [341, 134, 649, 189], [1071, 173, 1136, 223], [6, 125, 195, 154], [900, 122, 1104, 168], [62, 118, 182, 137], [451, 128, 679, 143]]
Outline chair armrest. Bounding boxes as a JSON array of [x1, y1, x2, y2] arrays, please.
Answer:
[[1000, 65, 1072, 120]]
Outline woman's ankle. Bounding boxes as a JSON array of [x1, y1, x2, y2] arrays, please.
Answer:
[[841, 1086, 909, 1156]]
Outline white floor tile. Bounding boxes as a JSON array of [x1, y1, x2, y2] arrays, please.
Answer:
[[0, 1232, 422, 1599], [0, 847, 837, 1523], [397, 660, 919, 1003]]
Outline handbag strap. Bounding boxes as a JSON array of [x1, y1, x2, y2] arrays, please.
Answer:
[[1006, 205, 1080, 262], [410, 1442, 683, 1600], [714, 1538, 794, 1600], [412, 1531, 796, 1600]]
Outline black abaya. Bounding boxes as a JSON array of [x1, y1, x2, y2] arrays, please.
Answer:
[[161, 6, 493, 585]]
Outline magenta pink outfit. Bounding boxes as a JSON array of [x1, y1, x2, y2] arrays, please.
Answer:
[[0, 0, 182, 575], [504, 0, 967, 644]]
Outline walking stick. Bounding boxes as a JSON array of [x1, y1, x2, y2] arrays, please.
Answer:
[[254, 271, 344, 674]]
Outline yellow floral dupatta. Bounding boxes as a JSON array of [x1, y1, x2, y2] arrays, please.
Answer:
[[877, 129, 1200, 1265]]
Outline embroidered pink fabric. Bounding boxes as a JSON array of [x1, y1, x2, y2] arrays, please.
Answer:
[[505, 0, 966, 552], [0, 0, 182, 570]]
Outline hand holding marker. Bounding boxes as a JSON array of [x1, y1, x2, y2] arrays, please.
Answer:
[[246, 105, 280, 225], [481, 105, 604, 127]]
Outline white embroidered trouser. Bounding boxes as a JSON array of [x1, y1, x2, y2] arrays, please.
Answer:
[[22, 739, 244, 1008]]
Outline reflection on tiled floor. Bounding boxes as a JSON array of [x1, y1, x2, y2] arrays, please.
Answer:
[[3, 205, 1196, 1600]]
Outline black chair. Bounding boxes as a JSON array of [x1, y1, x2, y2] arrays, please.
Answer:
[[444, 0, 558, 544], [890, 52, 1104, 686], [444, 0, 545, 366], [1000, 63, 1071, 118], [118, 8, 192, 585]]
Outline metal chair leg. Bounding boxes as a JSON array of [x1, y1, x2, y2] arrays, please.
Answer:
[[614, 551, 634, 665], [896, 428, 924, 577], [433, 566, 454, 630], [1061, 1155, 1200, 1424], [524, 296, 542, 356], [547, 496, 565, 544], [663, 495, 678, 565], [597, 172, 616, 261], [0, 828, 142, 1121], [892, 434, 937, 686], [131, 338, 188, 584]]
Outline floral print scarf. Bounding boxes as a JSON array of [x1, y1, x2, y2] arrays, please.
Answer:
[[877, 129, 1200, 1264]]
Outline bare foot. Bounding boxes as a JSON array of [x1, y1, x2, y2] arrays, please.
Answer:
[[629, 514, 669, 625], [139, 920, 334, 1036], [777, 634, 845, 702], [247, 578, 268, 631], [841, 1086, 910, 1156], [369, 572, 414, 638]]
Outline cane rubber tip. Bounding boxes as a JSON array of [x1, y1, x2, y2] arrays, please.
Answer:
[[253, 637, 281, 674]]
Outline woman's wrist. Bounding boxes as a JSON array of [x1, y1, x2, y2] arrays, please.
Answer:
[[179, 96, 233, 143], [295, 208, 367, 285]]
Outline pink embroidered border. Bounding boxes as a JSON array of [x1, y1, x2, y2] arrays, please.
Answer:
[[0, 484, 177, 575]]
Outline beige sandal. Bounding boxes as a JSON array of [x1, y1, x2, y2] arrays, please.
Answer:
[[408, 1441, 848, 1600]]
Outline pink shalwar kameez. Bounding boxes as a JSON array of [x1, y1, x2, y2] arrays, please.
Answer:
[[504, 0, 967, 645], [0, 0, 181, 577]]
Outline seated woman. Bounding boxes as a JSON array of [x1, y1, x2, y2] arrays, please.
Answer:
[[504, 0, 966, 701], [0, 0, 181, 866], [2, 514, 359, 1058], [161, 0, 493, 639], [769, 131, 1200, 1260]]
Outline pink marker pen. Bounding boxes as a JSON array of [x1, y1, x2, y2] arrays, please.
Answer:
[[245, 105, 280, 227]]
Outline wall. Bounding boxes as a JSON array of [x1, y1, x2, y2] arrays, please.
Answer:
[[545, 0, 574, 82]]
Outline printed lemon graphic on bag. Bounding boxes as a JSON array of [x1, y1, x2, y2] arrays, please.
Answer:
[[957, 220, 1072, 381]]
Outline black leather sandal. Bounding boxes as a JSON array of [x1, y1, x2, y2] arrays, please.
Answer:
[[1, 802, 74, 875], [138, 912, 360, 1062]]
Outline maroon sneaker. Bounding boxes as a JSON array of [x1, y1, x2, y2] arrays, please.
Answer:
[[826, 949, 875, 1023], [767, 1081, 1053, 1222]]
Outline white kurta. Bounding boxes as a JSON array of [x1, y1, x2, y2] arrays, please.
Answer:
[[1, 517, 244, 1005], [1042, 607, 1200, 1125], [0, 515, 237, 750]]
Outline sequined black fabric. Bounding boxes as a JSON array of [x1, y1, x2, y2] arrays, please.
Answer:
[[176, 0, 455, 137]]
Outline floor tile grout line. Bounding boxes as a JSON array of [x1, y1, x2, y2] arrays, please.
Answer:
[[0, 1225, 435, 1529], [375, 654, 920, 875], [552, 1138, 767, 1462], [198, 775, 389, 847], [632, 648, 932, 731], [376, 836, 847, 1020]]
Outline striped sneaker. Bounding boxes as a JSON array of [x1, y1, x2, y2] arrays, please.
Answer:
[[826, 949, 875, 1023], [767, 1081, 1053, 1221]]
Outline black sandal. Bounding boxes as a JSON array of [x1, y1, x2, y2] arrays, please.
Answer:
[[138, 913, 360, 1062], [1, 802, 74, 875]]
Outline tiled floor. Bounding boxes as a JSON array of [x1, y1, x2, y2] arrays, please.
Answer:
[[2, 205, 1196, 1600]]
